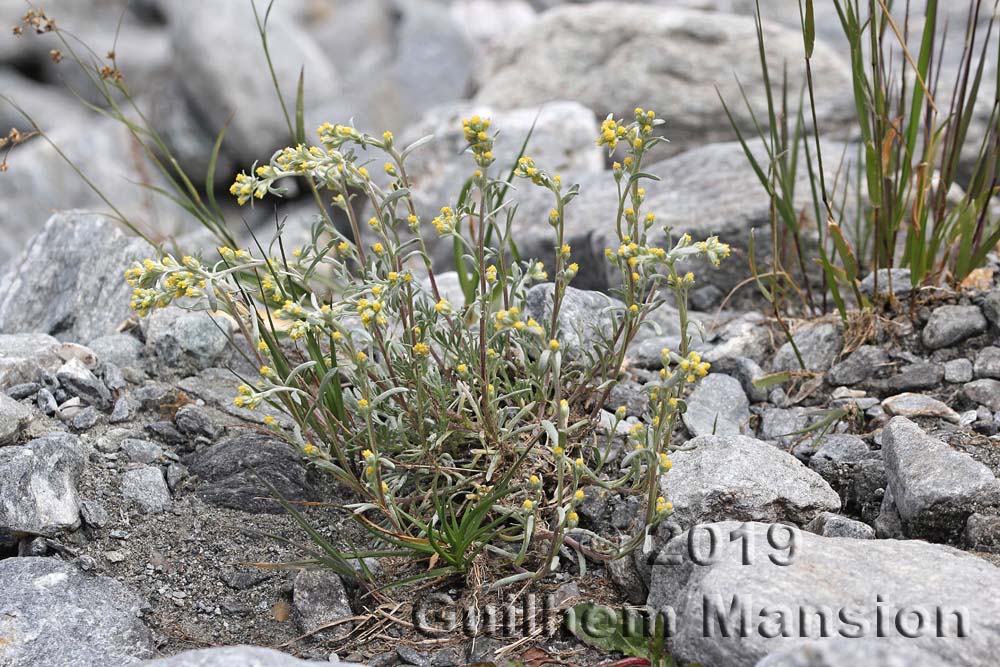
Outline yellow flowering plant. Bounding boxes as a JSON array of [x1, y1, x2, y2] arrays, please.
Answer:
[[124, 108, 729, 587]]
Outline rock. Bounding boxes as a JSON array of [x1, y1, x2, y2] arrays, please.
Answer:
[[189, 433, 316, 513], [712, 357, 768, 403], [983, 290, 1000, 329], [136, 646, 361, 666], [825, 345, 888, 386], [80, 500, 110, 529], [36, 388, 58, 416], [807, 434, 874, 484], [525, 284, 622, 360], [476, 5, 852, 154], [606, 382, 648, 418], [661, 434, 840, 529], [964, 513, 1000, 552], [70, 406, 101, 431], [944, 357, 974, 383], [103, 364, 127, 392], [110, 397, 135, 424], [757, 639, 941, 667], [858, 267, 913, 298], [0, 393, 32, 445], [121, 466, 172, 514], [121, 439, 165, 465], [649, 521, 1000, 667], [758, 407, 822, 447], [974, 346, 1000, 379], [964, 379, 1000, 411], [921, 304, 988, 350], [0, 212, 152, 342], [773, 321, 844, 373], [0, 433, 84, 535], [176, 368, 290, 427], [88, 333, 145, 370], [56, 357, 112, 411], [6, 382, 40, 400], [143, 307, 236, 377], [882, 416, 1000, 541], [682, 374, 750, 437], [292, 569, 354, 638], [170, 0, 340, 166], [0, 333, 63, 389], [881, 392, 960, 423], [0, 557, 154, 666], [884, 362, 943, 393], [874, 485, 905, 539], [174, 404, 224, 441], [804, 512, 875, 539]]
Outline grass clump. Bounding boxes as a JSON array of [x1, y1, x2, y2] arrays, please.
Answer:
[[124, 109, 730, 586]]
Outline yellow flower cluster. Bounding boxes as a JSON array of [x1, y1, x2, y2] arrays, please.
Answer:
[[432, 206, 457, 235], [462, 115, 494, 168]]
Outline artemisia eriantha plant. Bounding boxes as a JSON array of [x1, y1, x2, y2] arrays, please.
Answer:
[[125, 108, 730, 587]]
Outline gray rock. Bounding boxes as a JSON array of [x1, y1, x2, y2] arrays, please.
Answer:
[[71, 406, 101, 431], [661, 434, 840, 529], [103, 363, 127, 392], [110, 396, 136, 424], [36, 388, 58, 416], [756, 639, 941, 667], [143, 307, 236, 377], [825, 345, 888, 386], [858, 267, 913, 298], [964, 379, 1000, 411], [0, 333, 63, 389], [524, 284, 622, 360], [121, 466, 172, 514], [0, 212, 152, 342], [88, 333, 145, 370], [121, 439, 165, 465], [682, 373, 750, 437], [0, 433, 84, 535], [176, 368, 290, 427], [80, 500, 110, 529], [807, 434, 872, 482], [804, 512, 875, 539], [944, 357, 974, 383], [0, 392, 32, 446], [984, 290, 1000, 329], [170, 0, 340, 166], [883, 416, 1000, 541], [881, 392, 960, 423], [0, 557, 154, 666], [649, 521, 1000, 667], [713, 357, 768, 403], [189, 433, 316, 513], [922, 304, 988, 350], [974, 346, 1000, 379], [292, 569, 354, 638], [476, 5, 852, 154], [964, 513, 1000, 552], [759, 407, 822, 447], [137, 646, 360, 667], [174, 404, 224, 441], [56, 357, 112, 410], [884, 362, 943, 393], [166, 462, 189, 492], [6, 382, 40, 400], [874, 485, 905, 539], [772, 321, 843, 373], [606, 381, 648, 418]]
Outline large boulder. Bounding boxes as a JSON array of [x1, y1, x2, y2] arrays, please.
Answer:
[[0, 557, 154, 666], [650, 521, 1000, 667], [477, 4, 854, 154], [661, 434, 841, 530], [882, 416, 1000, 541], [0, 333, 63, 389], [0, 212, 152, 342]]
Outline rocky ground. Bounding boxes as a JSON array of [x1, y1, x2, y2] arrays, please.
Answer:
[[2, 1, 1000, 667]]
